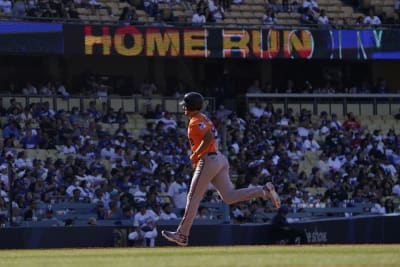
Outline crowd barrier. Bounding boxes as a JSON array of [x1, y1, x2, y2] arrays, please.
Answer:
[[246, 93, 400, 116], [0, 214, 399, 248]]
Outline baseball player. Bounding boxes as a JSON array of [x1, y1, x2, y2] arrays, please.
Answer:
[[162, 92, 280, 246]]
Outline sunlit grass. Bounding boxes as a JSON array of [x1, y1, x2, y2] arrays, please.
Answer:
[[0, 245, 399, 267]]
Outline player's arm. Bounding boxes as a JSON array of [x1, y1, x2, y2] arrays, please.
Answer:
[[190, 129, 214, 162]]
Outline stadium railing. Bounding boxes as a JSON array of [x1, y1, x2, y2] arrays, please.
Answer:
[[246, 93, 400, 116], [1, 16, 400, 29], [0, 94, 215, 115]]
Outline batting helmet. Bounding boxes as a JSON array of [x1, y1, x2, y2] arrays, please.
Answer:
[[179, 92, 204, 111]]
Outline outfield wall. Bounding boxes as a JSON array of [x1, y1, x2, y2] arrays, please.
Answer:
[[0, 215, 399, 249]]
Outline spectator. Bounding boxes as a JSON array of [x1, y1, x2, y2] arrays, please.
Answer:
[[329, 113, 342, 130], [0, 0, 12, 15], [396, 0, 400, 20], [152, 13, 167, 27], [167, 174, 187, 210], [140, 79, 158, 97], [3, 121, 20, 140], [116, 108, 128, 124], [317, 9, 329, 28], [209, 0, 224, 21], [342, 112, 361, 130], [262, 8, 278, 26], [160, 203, 178, 220], [300, 7, 317, 25], [67, 3, 80, 19], [355, 15, 364, 26], [128, 203, 159, 247], [119, 6, 138, 25], [265, 0, 279, 13], [270, 205, 308, 244], [143, 0, 158, 17], [363, 8, 381, 26], [21, 82, 37, 96], [196, 0, 209, 18], [19, 130, 40, 149], [247, 79, 262, 94], [302, 0, 319, 13], [192, 8, 206, 26], [12, 0, 25, 17], [303, 133, 320, 151]]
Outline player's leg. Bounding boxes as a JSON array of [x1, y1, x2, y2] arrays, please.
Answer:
[[210, 154, 264, 203], [212, 154, 280, 207], [176, 157, 219, 236], [162, 158, 216, 246]]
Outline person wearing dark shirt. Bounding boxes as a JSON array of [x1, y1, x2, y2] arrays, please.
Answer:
[[270, 206, 307, 244]]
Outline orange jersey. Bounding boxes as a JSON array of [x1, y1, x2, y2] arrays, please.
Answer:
[[188, 113, 217, 159]]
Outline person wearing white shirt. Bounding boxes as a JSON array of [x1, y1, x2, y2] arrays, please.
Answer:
[[329, 113, 342, 130], [302, 134, 320, 151], [262, 9, 278, 26], [302, 0, 318, 11], [208, 0, 217, 12], [167, 175, 188, 209], [363, 9, 381, 25], [133, 181, 148, 203], [62, 140, 77, 155], [327, 153, 342, 171], [113, 133, 127, 148], [0, 166, 9, 190], [100, 143, 116, 159], [128, 204, 159, 247], [392, 180, 400, 198], [249, 102, 266, 118], [317, 9, 329, 26], [91, 188, 109, 205], [156, 112, 177, 132], [39, 82, 54, 96], [66, 180, 83, 197], [380, 159, 397, 178], [160, 203, 178, 220], [14, 156, 33, 169], [22, 82, 37, 95], [212, 5, 224, 20], [56, 82, 70, 97], [0, 0, 12, 14], [192, 8, 206, 25]]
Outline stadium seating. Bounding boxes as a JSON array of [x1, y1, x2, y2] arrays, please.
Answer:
[[0, 0, 397, 27]]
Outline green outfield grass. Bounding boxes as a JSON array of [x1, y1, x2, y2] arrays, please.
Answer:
[[1, 245, 399, 267]]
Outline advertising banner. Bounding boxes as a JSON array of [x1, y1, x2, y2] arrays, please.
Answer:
[[0, 21, 63, 54], [64, 24, 400, 60]]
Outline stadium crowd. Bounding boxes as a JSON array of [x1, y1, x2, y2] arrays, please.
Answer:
[[0, 0, 398, 26], [0, 89, 399, 233]]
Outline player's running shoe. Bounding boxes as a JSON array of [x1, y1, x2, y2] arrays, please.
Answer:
[[263, 182, 281, 209], [161, 230, 188, 246]]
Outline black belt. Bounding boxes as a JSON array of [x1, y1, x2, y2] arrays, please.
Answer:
[[207, 152, 217, 156]]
